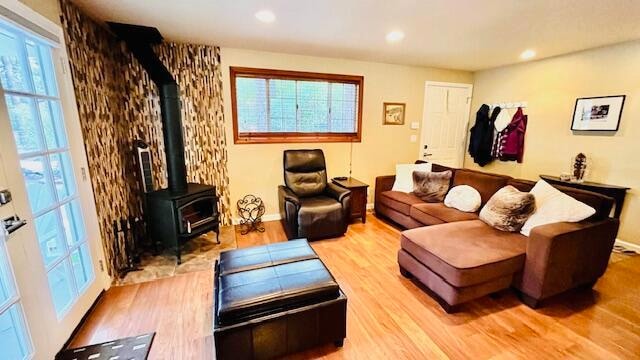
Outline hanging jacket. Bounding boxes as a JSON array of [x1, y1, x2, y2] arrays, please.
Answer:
[[495, 107, 527, 163], [469, 105, 500, 166]]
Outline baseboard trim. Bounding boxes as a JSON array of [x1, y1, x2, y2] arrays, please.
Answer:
[[614, 238, 640, 253], [232, 213, 281, 225], [232, 204, 374, 225]]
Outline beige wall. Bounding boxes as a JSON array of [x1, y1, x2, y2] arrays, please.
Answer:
[[466, 40, 640, 245], [19, 0, 61, 24], [221, 48, 472, 218]]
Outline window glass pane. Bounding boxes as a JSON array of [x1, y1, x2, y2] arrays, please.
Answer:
[[6, 95, 43, 154], [236, 77, 267, 132], [0, 244, 16, 308], [70, 244, 93, 291], [50, 152, 76, 200], [20, 156, 55, 213], [60, 200, 85, 246], [269, 79, 296, 132], [35, 210, 66, 266], [0, 29, 31, 92], [330, 83, 358, 133], [38, 100, 66, 150], [0, 303, 31, 360], [25, 40, 46, 95], [297, 81, 329, 132], [47, 260, 75, 314]]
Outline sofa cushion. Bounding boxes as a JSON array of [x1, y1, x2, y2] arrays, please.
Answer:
[[508, 178, 614, 221], [411, 170, 452, 202], [379, 191, 424, 215], [400, 220, 527, 287], [452, 169, 511, 206], [444, 185, 482, 212], [479, 185, 536, 232], [410, 203, 478, 225]]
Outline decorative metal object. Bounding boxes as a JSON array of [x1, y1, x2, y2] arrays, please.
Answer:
[[572, 153, 588, 183], [237, 195, 266, 235]]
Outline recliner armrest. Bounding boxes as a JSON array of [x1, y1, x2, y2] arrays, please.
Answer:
[[517, 218, 619, 301], [278, 185, 301, 206], [325, 183, 351, 202]]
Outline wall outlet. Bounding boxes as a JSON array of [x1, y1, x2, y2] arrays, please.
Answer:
[[410, 122, 420, 130], [410, 134, 417, 142]]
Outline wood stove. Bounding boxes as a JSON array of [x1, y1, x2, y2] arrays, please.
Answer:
[[110, 23, 220, 264], [146, 184, 219, 264]]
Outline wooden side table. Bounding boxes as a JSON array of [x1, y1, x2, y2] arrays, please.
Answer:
[[332, 177, 369, 223], [540, 175, 630, 219]]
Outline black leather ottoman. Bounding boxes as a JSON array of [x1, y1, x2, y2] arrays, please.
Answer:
[[213, 239, 347, 360]]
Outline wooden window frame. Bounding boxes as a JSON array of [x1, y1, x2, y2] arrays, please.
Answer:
[[230, 67, 364, 144]]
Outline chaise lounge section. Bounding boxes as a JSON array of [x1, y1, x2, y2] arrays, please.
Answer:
[[375, 163, 620, 311]]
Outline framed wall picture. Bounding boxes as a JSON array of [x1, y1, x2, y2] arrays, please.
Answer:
[[571, 95, 625, 131], [383, 102, 405, 125]]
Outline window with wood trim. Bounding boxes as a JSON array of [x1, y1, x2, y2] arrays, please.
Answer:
[[230, 67, 363, 144]]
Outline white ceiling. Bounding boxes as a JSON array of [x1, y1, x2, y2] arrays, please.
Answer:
[[71, 0, 640, 71]]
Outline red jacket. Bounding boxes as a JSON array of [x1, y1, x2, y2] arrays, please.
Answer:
[[494, 107, 527, 163]]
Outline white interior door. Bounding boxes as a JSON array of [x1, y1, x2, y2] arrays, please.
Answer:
[[0, 2, 108, 358], [419, 81, 473, 167]]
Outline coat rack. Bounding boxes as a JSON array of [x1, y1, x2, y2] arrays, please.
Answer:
[[489, 101, 528, 109]]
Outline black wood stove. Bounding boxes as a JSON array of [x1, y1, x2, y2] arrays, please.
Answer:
[[110, 23, 220, 264]]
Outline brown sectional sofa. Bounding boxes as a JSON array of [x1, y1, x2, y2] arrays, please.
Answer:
[[375, 163, 620, 312]]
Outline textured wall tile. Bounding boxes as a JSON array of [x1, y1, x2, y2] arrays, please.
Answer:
[[60, 0, 231, 276]]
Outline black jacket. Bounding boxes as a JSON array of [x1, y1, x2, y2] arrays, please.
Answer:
[[468, 105, 500, 166]]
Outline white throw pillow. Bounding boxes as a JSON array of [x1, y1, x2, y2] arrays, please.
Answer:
[[520, 180, 596, 236], [444, 185, 482, 212], [391, 163, 432, 193]]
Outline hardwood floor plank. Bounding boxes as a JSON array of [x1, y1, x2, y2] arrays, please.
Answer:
[[69, 213, 640, 359]]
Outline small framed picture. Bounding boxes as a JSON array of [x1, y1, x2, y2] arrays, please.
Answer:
[[383, 102, 405, 125], [571, 95, 625, 131]]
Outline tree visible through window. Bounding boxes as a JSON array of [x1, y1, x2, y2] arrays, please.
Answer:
[[231, 67, 363, 143]]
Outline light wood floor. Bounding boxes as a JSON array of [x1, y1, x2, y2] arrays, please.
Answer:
[[70, 214, 640, 359]]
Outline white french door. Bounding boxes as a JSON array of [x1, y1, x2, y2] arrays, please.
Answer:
[[0, 227, 32, 359], [419, 81, 473, 167], [0, 1, 108, 359]]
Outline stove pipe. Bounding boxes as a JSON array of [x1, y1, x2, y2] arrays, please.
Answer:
[[108, 22, 188, 193]]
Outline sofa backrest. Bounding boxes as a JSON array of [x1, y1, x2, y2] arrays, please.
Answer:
[[452, 169, 512, 206], [507, 179, 614, 221]]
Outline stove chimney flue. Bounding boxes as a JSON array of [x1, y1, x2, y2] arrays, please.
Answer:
[[108, 22, 188, 193]]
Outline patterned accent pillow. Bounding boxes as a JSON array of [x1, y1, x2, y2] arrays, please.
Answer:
[[411, 170, 452, 202], [479, 185, 536, 232]]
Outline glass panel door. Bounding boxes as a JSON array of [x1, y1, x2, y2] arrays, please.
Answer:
[[0, 21, 94, 317], [0, 230, 33, 359]]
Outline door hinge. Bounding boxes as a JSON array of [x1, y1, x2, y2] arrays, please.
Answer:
[[99, 260, 104, 272], [81, 167, 88, 181], [59, 56, 68, 75]]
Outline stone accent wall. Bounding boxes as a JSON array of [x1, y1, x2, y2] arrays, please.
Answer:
[[60, 0, 231, 276]]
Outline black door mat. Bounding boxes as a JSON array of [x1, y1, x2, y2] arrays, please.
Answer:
[[56, 333, 155, 360]]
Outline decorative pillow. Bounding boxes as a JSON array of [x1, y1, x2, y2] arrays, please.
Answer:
[[391, 163, 432, 193], [479, 185, 536, 232], [444, 185, 482, 212], [411, 170, 452, 202], [520, 180, 595, 236]]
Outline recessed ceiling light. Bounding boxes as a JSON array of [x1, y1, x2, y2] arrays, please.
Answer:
[[255, 10, 276, 23], [520, 49, 536, 60], [386, 30, 405, 43]]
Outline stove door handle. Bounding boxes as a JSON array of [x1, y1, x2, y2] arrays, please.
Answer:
[[186, 220, 192, 234]]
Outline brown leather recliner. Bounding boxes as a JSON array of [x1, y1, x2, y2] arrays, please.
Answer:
[[278, 149, 351, 240]]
